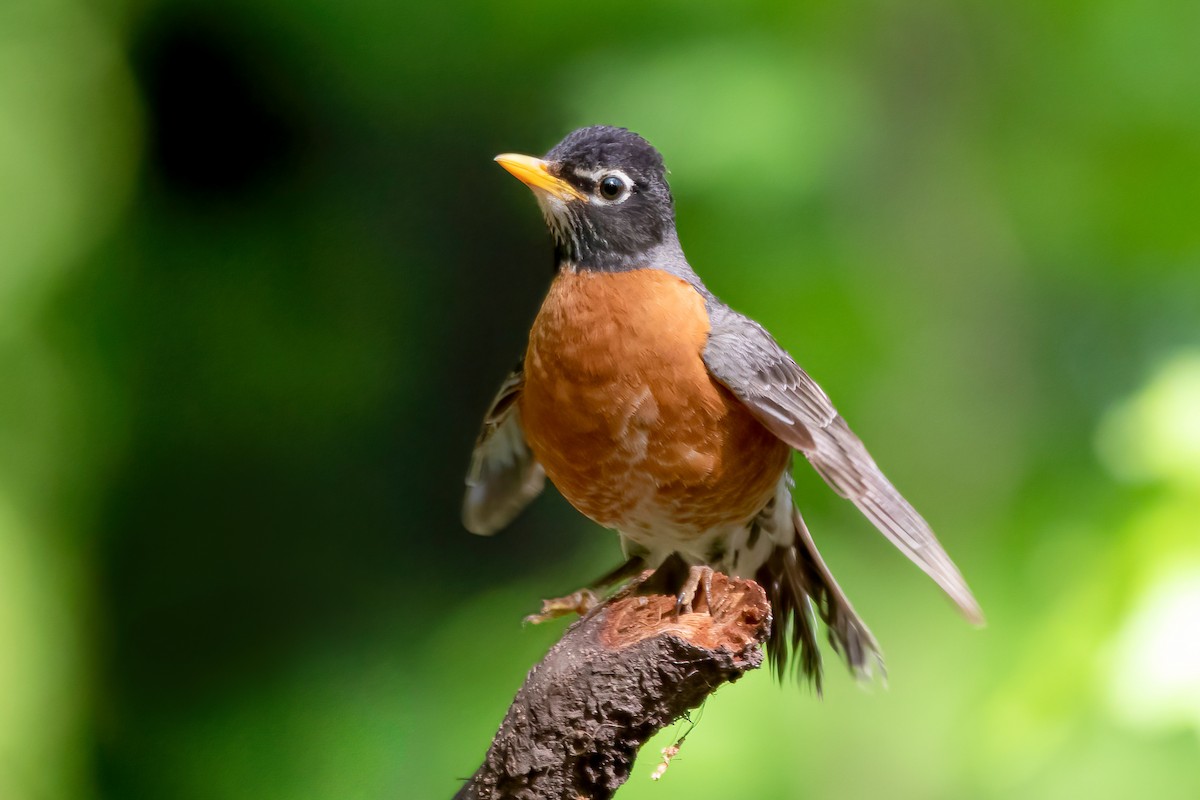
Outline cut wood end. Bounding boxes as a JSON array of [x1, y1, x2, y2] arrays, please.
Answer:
[[598, 573, 770, 663]]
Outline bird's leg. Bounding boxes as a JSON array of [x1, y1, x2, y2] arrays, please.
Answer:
[[525, 554, 717, 622], [633, 555, 716, 615], [588, 554, 649, 590], [524, 556, 647, 624], [675, 565, 715, 615]]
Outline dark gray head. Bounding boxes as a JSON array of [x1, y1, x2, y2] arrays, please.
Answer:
[[495, 126, 676, 271]]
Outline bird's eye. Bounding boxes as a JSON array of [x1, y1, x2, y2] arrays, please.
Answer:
[[598, 175, 627, 201]]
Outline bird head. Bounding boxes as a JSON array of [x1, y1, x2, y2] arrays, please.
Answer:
[[495, 126, 675, 271]]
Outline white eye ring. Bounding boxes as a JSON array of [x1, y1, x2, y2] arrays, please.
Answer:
[[594, 171, 633, 204]]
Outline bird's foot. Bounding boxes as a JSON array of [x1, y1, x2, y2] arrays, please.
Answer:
[[632, 556, 717, 615], [675, 565, 715, 615], [523, 589, 601, 625], [522, 557, 648, 625]]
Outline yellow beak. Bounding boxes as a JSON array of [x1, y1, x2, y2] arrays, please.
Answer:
[[494, 153, 587, 201]]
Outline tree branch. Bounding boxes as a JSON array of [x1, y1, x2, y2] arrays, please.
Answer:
[[454, 572, 770, 800]]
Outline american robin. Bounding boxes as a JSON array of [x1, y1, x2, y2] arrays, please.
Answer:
[[463, 126, 982, 685]]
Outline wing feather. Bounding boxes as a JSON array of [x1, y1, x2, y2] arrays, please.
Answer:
[[702, 305, 983, 624], [462, 364, 545, 535]]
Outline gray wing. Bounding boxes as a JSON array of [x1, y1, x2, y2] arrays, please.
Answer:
[[462, 363, 545, 535], [703, 304, 984, 624]]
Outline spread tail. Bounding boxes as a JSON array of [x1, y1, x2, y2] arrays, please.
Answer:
[[756, 505, 883, 692]]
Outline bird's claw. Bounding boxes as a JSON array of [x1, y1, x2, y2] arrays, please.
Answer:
[[675, 565, 715, 615], [523, 589, 601, 624]]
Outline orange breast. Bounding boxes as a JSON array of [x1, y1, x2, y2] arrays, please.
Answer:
[[519, 267, 791, 536]]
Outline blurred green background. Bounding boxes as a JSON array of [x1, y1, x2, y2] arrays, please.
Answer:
[[3, 0, 1199, 797]]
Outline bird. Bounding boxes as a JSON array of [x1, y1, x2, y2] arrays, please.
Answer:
[[462, 125, 982, 687]]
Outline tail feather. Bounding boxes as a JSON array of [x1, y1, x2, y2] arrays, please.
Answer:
[[757, 506, 883, 692]]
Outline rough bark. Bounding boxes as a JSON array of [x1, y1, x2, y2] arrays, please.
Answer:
[[454, 573, 770, 800]]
